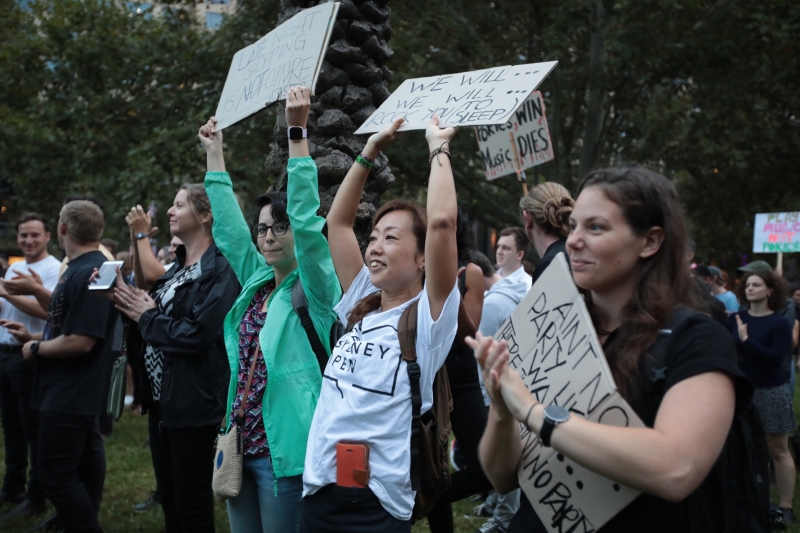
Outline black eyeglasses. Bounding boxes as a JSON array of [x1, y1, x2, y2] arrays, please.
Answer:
[[253, 222, 290, 238]]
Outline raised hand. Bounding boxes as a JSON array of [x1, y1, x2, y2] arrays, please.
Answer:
[[198, 116, 223, 153], [364, 118, 405, 157], [735, 314, 748, 342], [125, 205, 156, 236], [425, 115, 459, 151], [285, 86, 311, 128]]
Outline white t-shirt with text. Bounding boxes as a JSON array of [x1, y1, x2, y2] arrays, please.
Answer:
[[302, 265, 460, 520], [0, 256, 62, 345]]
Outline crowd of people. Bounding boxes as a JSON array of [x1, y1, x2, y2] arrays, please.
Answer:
[[0, 85, 797, 533]]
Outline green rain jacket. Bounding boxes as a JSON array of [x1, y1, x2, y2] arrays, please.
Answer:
[[205, 157, 341, 479]]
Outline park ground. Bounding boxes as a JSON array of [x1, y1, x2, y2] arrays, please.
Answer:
[[2, 392, 800, 533]]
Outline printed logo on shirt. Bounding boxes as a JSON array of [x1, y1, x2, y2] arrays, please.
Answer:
[[324, 320, 404, 398]]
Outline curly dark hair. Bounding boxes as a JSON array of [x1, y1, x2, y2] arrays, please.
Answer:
[[735, 270, 788, 313]]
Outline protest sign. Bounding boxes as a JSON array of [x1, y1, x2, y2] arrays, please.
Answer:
[[492, 253, 643, 533], [354, 61, 558, 134], [753, 212, 800, 254], [475, 91, 555, 180], [214, 3, 339, 130]]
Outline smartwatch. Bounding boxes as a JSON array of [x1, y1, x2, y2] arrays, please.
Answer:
[[287, 126, 307, 141], [135, 232, 149, 240], [30, 341, 40, 357], [540, 405, 570, 447]]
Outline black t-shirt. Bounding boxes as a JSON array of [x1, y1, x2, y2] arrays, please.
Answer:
[[532, 239, 567, 284], [509, 313, 752, 533], [31, 250, 121, 416]]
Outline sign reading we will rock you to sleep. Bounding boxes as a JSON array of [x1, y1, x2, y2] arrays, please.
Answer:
[[354, 61, 558, 134], [492, 253, 644, 533], [753, 212, 800, 253]]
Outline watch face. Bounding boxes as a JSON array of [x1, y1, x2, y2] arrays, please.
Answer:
[[288, 127, 305, 141], [544, 405, 571, 423]]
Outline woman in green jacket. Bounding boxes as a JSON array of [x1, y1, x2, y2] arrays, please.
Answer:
[[199, 86, 341, 533]]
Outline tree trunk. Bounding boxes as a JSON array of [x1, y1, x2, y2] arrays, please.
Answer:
[[578, 0, 608, 176], [264, 0, 396, 251]]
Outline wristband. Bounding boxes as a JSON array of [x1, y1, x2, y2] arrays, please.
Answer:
[[355, 154, 374, 170]]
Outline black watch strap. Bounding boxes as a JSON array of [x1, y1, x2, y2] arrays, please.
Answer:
[[540, 418, 556, 447], [30, 341, 40, 355], [135, 232, 149, 240]]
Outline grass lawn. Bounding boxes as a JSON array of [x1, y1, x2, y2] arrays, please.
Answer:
[[3, 387, 800, 533], [0, 411, 482, 533]]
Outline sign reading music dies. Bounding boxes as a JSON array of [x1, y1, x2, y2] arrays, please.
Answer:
[[354, 61, 558, 134], [214, 2, 340, 130], [475, 91, 554, 180], [493, 253, 644, 533], [753, 212, 800, 254]]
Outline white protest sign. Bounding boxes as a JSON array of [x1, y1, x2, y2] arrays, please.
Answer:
[[474, 91, 555, 180], [753, 212, 800, 253], [214, 3, 340, 130], [354, 61, 558, 134], [492, 253, 644, 533]]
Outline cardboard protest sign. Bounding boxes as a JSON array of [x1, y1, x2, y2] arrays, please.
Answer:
[[492, 253, 644, 532], [753, 212, 800, 253], [214, 2, 339, 130], [354, 61, 558, 134], [475, 91, 555, 180]]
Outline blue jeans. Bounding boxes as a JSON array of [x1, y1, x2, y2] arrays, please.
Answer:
[[227, 455, 302, 533]]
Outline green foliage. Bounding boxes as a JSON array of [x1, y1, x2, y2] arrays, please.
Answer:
[[0, 0, 798, 271]]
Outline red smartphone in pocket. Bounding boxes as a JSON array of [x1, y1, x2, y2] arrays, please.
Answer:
[[336, 443, 370, 488]]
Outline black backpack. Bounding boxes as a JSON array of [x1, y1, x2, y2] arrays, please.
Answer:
[[644, 307, 770, 533], [291, 277, 346, 374]]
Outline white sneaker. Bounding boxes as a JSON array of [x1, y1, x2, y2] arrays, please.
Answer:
[[475, 518, 505, 533], [124, 395, 134, 407]]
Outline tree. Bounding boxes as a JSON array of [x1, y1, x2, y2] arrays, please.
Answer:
[[261, 0, 396, 250]]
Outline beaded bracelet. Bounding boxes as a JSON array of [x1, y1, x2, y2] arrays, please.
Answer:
[[355, 153, 374, 170], [428, 142, 451, 166]]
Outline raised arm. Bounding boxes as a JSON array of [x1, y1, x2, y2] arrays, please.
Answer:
[[126, 208, 165, 289], [201, 117, 268, 286], [285, 87, 341, 315], [327, 119, 404, 293], [424, 117, 459, 321]]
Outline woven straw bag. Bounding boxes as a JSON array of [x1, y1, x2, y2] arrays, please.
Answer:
[[212, 346, 260, 501]]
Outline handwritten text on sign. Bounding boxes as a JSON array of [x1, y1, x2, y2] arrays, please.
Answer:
[[753, 212, 800, 253], [214, 3, 339, 130], [354, 61, 558, 134], [492, 253, 643, 533], [475, 91, 555, 180]]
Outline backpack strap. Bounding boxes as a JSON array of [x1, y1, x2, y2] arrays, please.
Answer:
[[291, 277, 329, 375], [399, 300, 421, 491], [645, 306, 699, 395]]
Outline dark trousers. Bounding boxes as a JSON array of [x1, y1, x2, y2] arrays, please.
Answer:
[[148, 406, 217, 533], [427, 351, 493, 533], [38, 412, 105, 533], [0, 347, 43, 503], [301, 484, 411, 533]]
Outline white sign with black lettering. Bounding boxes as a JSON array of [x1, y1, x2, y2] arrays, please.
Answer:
[[214, 2, 339, 130], [475, 91, 555, 180], [493, 253, 644, 533], [354, 61, 558, 134]]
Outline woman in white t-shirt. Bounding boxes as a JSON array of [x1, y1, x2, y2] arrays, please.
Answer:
[[300, 117, 461, 532]]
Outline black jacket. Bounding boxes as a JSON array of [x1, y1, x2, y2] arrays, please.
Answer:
[[138, 243, 240, 428]]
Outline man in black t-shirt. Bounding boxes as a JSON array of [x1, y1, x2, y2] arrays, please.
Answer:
[[20, 200, 119, 533]]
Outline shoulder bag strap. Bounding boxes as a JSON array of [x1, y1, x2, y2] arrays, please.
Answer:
[[399, 300, 421, 491], [291, 277, 329, 375], [236, 344, 261, 423]]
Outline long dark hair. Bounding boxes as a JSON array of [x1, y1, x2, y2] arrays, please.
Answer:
[[577, 167, 704, 398], [346, 200, 427, 327]]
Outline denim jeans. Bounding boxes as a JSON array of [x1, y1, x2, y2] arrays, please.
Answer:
[[227, 455, 302, 533]]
